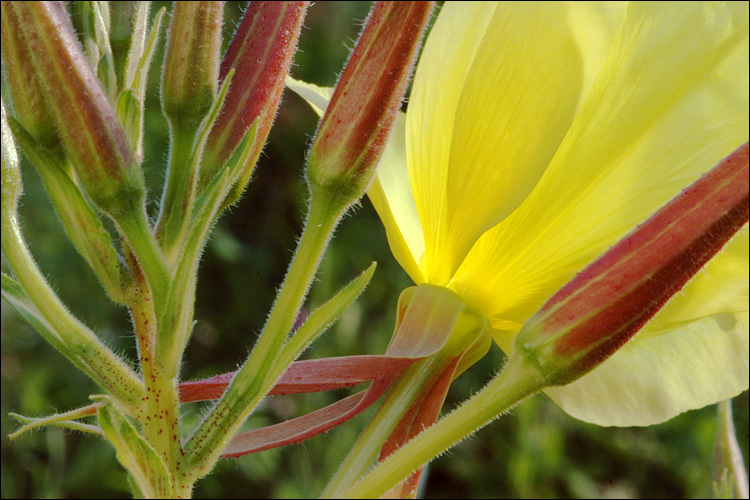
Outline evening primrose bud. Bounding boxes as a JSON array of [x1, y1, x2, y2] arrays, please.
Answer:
[[515, 143, 749, 387], [1, 5, 61, 153], [161, 2, 223, 130], [306, 1, 434, 203], [5, 2, 145, 219], [109, 1, 142, 89], [199, 1, 308, 204]]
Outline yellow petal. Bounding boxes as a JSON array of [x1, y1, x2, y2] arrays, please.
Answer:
[[409, 2, 626, 285], [453, 2, 748, 425], [645, 228, 749, 336], [453, 1, 749, 330], [544, 312, 749, 426], [284, 77, 333, 117], [367, 115, 426, 284]]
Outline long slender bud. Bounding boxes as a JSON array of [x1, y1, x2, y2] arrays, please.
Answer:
[[161, 1, 223, 130], [516, 143, 750, 385], [1, 4, 61, 152], [199, 1, 308, 206], [307, 1, 435, 205], [5, 2, 145, 220]]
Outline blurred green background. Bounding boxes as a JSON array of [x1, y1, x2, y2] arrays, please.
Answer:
[[1, 2, 747, 498]]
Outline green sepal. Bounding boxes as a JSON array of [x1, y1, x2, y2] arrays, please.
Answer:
[[95, 396, 174, 499]]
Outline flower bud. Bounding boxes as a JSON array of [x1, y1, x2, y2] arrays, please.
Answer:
[[306, 1, 434, 203], [199, 1, 309, 204], [515, 143, 749, 386], [161, 2, 223, 130], [1, 4, 61, 153], [4, 2, 145, 219], [109, 1, 141, 87]]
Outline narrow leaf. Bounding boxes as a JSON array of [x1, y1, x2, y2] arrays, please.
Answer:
[[96, 397, 173, 498], [9, 402, 103, 439]]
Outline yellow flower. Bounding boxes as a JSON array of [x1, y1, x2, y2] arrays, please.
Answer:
[[366, 1, 749, 426]]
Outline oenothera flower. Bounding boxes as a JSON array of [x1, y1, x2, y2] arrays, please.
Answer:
[[365, 1, 749, 426]]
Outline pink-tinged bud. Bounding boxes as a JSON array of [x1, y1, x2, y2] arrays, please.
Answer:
[[161, 2, 223, 130], [3, 2, 145, 219], [199, 1, 308, 202], [516, 143, 749, 386], [306, 1, 434, 201], [1, 3, 61, 152]]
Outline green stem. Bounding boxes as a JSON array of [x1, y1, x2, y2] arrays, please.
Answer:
[[182, 185, 347, 481], [1, 209, 144, 408], [116, 206, 170, 310], [155, 123, 200, 266], [342, 352, 546, 498], [716, 399, 749, 499], [123, 244, 185, 497], [322, 353, 455, 498]]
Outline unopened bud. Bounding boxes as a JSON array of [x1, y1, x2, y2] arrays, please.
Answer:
[[109, 1, 150, 92], [515, 143, 749, 386], [200, 1, 308, 204], [307, 1, 434, 203], [1, 4, 61, 153], [5, 2, 145, 219], [161, 2, 223, 130]]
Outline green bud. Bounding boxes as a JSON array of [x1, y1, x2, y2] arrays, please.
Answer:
[[161, 1, 223, 130], [109, 1, 143, 89]]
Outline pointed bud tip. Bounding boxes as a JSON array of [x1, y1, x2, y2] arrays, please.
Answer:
[[307, 1, 435, 203]]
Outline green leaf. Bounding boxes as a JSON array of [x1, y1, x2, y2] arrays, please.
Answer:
[[155, 117, 259, 374], [7, 117, 126, 303], [9, 403, 103, 439], [273, 262, 378, 380], [116, 88, 143, 156], [127, 6, 164, 102], [96, 396, 173, 499], [120, 6, 165, 160]]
